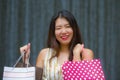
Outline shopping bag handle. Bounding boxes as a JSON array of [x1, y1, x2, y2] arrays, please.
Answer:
[[13, 52, 29, 67]]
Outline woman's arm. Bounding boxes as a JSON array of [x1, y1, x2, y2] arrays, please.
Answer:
[[73, 44, 94, 61], [19, 43, 48, 80], [36, 48, 49, 80], [73, 44, 84, 61]]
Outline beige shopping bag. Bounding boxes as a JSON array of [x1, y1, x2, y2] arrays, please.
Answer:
[[3, 53, 35, 80]]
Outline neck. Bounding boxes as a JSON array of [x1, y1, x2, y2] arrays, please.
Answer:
[[60, 45, 69, 53], [58, 45, 69, 62]]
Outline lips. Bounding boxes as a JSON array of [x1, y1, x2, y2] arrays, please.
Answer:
[[61, 35, 69, 40]]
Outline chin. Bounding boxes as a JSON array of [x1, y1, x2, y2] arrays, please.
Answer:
[[60, 41, 71, 46]]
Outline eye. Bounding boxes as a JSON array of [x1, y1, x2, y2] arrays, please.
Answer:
[[66, 25, 71, 28], [55, 26, 61, 30]]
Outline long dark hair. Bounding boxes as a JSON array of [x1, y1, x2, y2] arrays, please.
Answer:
[[47, 10, 83, 61]]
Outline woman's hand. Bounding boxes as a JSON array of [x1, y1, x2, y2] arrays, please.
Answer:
[[73, 44, 84, 61], [20, 43, 31, 64]]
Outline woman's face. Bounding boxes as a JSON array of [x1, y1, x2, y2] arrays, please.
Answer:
[[55, 17, 73, 46]]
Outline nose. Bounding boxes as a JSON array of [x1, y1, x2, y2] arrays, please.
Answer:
[[61, 28, 67, 34]]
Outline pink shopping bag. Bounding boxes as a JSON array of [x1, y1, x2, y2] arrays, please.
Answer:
[[62, 59, 105, 80]]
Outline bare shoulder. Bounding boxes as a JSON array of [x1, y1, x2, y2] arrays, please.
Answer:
[[82, 48, 94, 60], [38, 48, 49, 58], [36, 48, 49, 68]]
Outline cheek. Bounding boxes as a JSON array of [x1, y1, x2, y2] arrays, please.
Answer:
[[69, 29, 73, 35], [69, 29, 74, 40], [55, 30, 60, 37]]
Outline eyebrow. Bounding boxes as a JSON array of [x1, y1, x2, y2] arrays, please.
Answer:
[[55, 25, 61, 28], [56, 23, 70, 27]]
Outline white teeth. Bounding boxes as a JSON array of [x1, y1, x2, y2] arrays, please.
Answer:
[[60, 34, 69, 39], [61, 35, 68, 38]]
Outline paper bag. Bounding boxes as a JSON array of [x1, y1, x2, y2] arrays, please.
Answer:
[[3, 67, 35, 80], [3, 52, 35, 80], [62, 59, 105, 80]]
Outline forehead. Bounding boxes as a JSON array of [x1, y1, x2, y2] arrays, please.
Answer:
[[55, 17, 69, 26]]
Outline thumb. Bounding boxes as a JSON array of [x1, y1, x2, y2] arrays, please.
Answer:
[[27, 43, 31, 50], [81, 44, 84, 51], [26, 43, 31, 54]]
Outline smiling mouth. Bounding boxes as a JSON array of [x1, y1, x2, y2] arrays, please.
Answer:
[[61, 35, 69, 40]]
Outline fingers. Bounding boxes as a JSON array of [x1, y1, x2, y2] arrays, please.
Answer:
[[74, 44, 84, 53], [20, 43, 31, 64], [73, 43, 84, 61], [20, 43, 31, 55], [77, 43, 84, 48], [27, 43, 31, 55], [81, 44, 84, 51]]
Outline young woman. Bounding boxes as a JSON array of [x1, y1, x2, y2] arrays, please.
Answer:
[[20, 10, 94, 80]]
